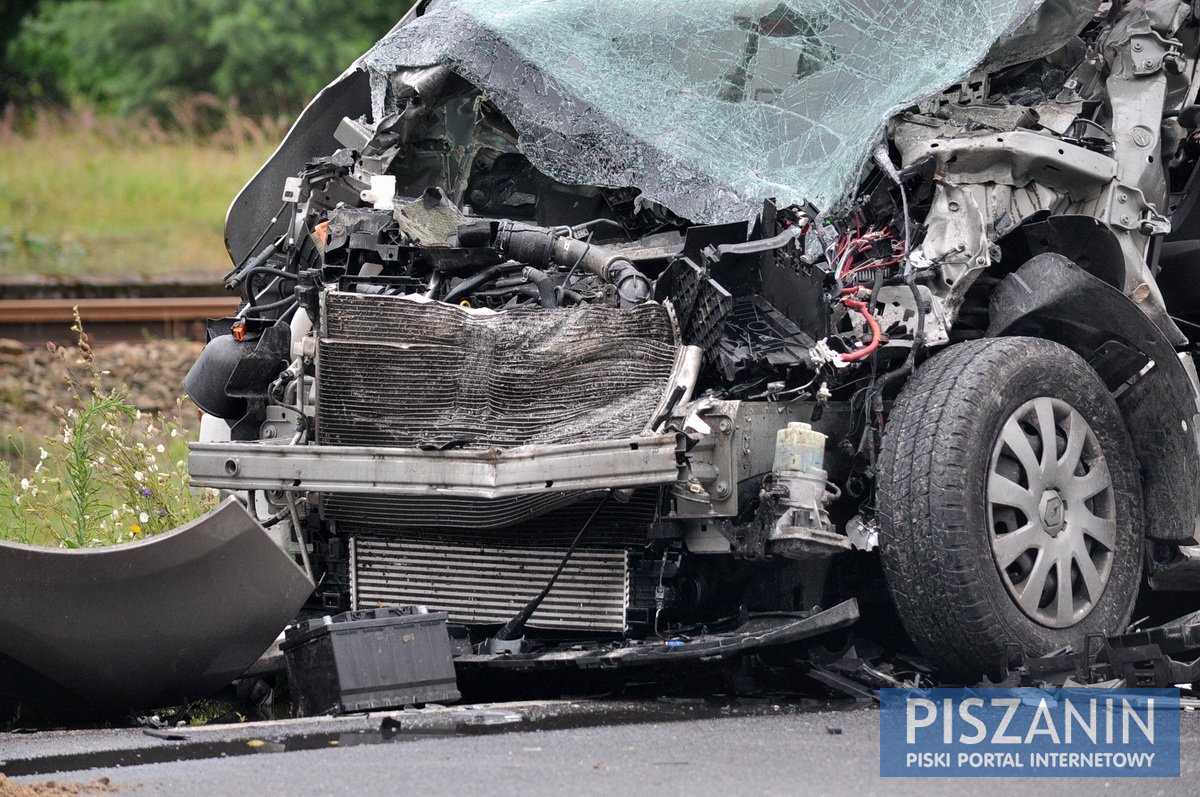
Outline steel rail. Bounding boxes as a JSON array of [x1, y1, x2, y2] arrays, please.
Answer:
[[0, 297, 238, 324]]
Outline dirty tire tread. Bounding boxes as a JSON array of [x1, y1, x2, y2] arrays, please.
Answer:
[[877, 337, 1142, 681]]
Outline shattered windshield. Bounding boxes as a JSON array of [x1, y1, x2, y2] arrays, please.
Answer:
[[364, 0, 1056, 223]]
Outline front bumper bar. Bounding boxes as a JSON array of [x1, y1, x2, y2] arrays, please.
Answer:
[[189, 434, 681, 499]]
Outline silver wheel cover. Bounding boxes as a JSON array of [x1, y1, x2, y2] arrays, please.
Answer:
[[986, 397, 1117, 628]]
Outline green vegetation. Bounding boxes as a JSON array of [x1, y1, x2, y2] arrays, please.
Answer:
[[3, 1, 407, 117], [0, 1, 413, 277], [0, 313, 216, 547], [0, 106, 279, 277]]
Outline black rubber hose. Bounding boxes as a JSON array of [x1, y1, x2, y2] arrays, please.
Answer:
[[443, 263, 523, 304], [242, 295, 298, 318], [522, 267, 558, 308]]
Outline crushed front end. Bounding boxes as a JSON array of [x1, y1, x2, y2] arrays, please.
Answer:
[[187, 1, 1200, 672]]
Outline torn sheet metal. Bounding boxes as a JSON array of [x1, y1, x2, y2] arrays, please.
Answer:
[[362, 0, 1072, 223], [0, 499, 313, 712]]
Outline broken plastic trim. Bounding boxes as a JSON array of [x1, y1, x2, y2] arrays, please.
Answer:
[[0, 498, 314, 712], [458, 598, 860, 671]]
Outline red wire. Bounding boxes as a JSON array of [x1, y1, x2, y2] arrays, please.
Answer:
[[840, 298, 882, 362]]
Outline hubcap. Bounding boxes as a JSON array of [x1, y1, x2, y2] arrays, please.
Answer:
[[1039, 490, 1065, 536], [986, 397, 1116, 628]]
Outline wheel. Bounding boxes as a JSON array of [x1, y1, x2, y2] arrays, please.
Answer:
[[877, 336, 1143, 681]]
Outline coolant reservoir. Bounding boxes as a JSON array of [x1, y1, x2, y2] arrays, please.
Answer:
[[769, 422, 847, 557], [773, 422, 826, 474]]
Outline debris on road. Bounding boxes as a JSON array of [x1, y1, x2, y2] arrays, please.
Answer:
[[1005, 608, 1200, 691], [0, 499, 313, 715], [282, 607, 460, 715]]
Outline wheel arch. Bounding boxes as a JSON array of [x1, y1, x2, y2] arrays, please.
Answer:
[[985, 251, 1200, 544]]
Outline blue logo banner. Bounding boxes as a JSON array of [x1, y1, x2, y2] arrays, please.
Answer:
[[879, 687, 1180, 777]]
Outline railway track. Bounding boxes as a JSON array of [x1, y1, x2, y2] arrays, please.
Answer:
[[0, 296, 239, 345]]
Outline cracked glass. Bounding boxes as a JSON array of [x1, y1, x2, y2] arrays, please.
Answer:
[[364, 0, 1071, 224]]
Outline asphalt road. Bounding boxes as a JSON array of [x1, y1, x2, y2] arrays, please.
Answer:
[[4, 701, 1200, 796]]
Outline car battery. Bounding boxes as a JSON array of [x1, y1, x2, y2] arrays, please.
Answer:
[[282, 606, 460, 715]]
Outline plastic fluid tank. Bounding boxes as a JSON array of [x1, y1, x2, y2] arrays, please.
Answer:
[[773, 422, 827, 475]]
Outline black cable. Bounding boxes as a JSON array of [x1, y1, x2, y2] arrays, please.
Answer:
[[493, 492, 611, 642], [555, 235, 592, 303], [230, 266, 300, 293], [570, 218, 630, 239], [223, 202, 290, 281], [242, 296, 298, 317]]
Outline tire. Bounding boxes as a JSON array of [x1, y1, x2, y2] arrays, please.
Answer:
[[877, 336, 1143, 681]]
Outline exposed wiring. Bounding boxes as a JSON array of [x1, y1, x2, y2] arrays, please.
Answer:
[[222, 202, 289, 281], [840, 299, 882, 362]]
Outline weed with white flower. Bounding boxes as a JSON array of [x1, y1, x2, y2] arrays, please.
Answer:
[[0, 311, 217, 547]]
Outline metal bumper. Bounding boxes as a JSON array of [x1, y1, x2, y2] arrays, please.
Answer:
[[189, 435, 681, 498]]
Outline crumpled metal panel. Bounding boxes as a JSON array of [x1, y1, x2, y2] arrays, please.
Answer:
[[361, 0, 1084, 223], [0, 498, 313, 712]]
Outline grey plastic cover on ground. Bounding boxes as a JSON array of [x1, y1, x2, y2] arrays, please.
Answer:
[[363, 0, 1090, 224]]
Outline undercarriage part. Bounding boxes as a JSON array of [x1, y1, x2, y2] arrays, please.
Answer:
[[1008, 609, 1200, 689], [453, 598, 860, 671], [351, 537, 630, 632], [1148, 543, 1200, 590], [0, 499, 314, 712], [316, 290, 679, 448]]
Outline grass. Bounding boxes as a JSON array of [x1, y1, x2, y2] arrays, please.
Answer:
[[0, 99, 284, 278], [0, 313, 216, 547]]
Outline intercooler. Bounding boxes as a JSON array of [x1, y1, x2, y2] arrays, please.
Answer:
[[350, 537, 630, 632]]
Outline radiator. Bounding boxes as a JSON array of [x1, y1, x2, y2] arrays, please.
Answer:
[[350, 537, 629, 632], [316, 290, 679, 449]]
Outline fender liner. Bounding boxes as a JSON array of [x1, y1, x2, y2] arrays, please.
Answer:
[[988, 252, 1200, 544]]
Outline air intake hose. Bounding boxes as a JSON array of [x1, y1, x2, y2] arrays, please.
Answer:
[[490, 220, 651, 308]]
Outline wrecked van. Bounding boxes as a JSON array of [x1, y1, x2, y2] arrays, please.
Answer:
[[183, 0, 1200, 681]]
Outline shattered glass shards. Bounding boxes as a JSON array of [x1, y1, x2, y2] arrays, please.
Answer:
[[363, 0, 1081, 224]]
